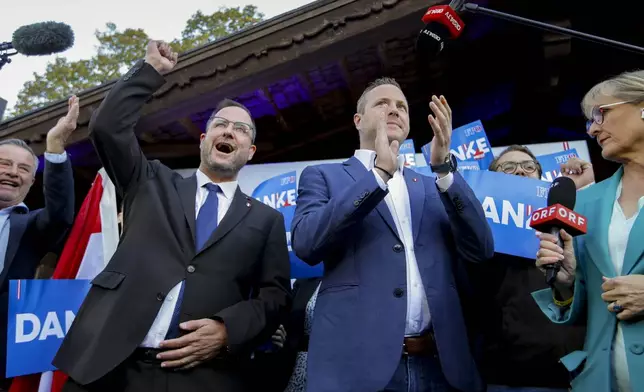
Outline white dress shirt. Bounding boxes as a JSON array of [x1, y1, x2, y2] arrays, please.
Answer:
[[353, 150, 454, 336], [140, 169, 239, 348], [608, 180, 644, 392]]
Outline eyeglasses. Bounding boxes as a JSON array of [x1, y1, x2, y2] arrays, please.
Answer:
[[585, 100, 634, 131], [498, 160, 538, 174], [211, 117, 254, 138]]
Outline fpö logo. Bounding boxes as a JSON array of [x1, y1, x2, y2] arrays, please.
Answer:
[[462, 124, 484, 137], [14, 311, 75, 343], [554, 152, 578, 164]]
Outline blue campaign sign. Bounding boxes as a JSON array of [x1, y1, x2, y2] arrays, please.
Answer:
[[536, 148, 579, 182], [421, 120, 493, 171], [460, 170, 550, 259], [252, 171, 323, 279], [7, 279, 90, 377], [399, 139, 417, 168]]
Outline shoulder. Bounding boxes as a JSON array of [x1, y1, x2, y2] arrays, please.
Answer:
[[301, 163, 343, 175]]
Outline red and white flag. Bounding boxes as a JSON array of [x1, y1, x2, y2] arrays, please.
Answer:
[[9, 169, 119, 392]]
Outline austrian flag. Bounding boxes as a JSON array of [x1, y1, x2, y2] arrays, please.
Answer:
[[9, 169, 119, 392]]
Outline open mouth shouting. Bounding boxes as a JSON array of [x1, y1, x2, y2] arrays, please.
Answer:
[[214, 141, 237, 155]]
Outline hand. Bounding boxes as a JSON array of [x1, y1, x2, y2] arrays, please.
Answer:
[[46, 95, 79, 154], [535, 229, 576, 289], [157, 318, 228, 370], [428, 95, 453, 171], [601, 275, 644, 321], [145, 40, 178, 74], [561, 157, 594, 189], [271, 325, 287, 349], [374, 111, 400, 181]]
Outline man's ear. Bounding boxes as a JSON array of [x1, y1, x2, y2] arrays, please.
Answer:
[[353, 113, 362, 131], [247, 145, 257, 162]]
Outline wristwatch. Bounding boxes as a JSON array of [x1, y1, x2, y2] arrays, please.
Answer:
[[430, 154, 458, 174]]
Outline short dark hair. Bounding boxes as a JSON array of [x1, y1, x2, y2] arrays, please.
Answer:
[[206, 99, 256, 142], [0, 138, 39, 174], [357, 77, 403, 114], [488, 144, 543, 178]]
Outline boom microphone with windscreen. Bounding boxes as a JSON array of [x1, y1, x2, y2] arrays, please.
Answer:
[[529, 177, 587, 286], [0, 21, 74, 56]]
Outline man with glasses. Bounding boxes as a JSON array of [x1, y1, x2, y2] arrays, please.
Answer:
[[464, 145, 590, 392], [54, 40, 291, 392]]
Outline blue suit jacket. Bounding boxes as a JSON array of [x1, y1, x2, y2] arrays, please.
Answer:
[[533, 167, 644, 392], [0, 158, 75, 378], [291, 157, 494, 392]]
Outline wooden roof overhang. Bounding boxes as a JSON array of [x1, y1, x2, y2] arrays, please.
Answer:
[[0, 0, 441, 167]]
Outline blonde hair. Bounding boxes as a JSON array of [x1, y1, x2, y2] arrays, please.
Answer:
[[581, 70, 644, 118]]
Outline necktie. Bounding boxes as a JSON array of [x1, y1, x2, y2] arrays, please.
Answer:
[[165, 183, 220, 339]]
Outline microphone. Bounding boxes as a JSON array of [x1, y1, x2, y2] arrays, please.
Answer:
[[529, 177, 587, 286], [415, 0, 465, 57], [0, 21, 74, 57]]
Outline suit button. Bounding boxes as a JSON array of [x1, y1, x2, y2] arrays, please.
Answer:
[[630, 344, 644, 355], [156, 293, 164, 301], [353, 200, 360, 207], [187, 265, 196, 273], [393, 244, 403, 252], [393, 288, 404, 298]]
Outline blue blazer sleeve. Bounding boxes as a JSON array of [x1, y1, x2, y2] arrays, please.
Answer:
[[291, 165, 388, 265], [34, 157, 75, 248], [532, 236, 587, 324], [438, 172, 494, 263]]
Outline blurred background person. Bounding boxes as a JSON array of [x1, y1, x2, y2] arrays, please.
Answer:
[[466, 145, 590, 392], [250, 277, 321, 392], [534, 69, 644, 392]]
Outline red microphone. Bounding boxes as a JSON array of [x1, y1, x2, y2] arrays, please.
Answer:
[[416, 2, 465, 56], [421, 5, 465, 39], [529, 177, 587, 285]]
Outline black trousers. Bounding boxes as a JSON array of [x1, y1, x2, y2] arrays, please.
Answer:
[[62, 349, 247, 392]]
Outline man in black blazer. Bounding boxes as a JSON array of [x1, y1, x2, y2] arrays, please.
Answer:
[[54, 40, 291, 392], [0, 97, 77, 390]]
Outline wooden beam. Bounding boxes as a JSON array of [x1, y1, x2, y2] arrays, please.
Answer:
[[337, 58, 358, 104], [260, 88, 289, 132], [376, 42, 392, 75], [178, 117, 203, 141], [295, 73, 326, 120]]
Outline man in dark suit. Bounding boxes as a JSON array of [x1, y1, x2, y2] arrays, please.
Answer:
[[291, 78, 494, 392], [0, 97, 77, 390], [53, 40, 291, 392]]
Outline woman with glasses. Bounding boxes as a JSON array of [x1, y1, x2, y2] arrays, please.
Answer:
[[467, 145, 589, 392], [534, 69, 644, 392]]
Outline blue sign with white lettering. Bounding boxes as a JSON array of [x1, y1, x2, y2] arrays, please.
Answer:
[[421, 120, 493, 171], [536, 149, 579, 183], [460, 170, 549, 258], [252, 171, 323, 279], [399, 139, 417, 168], [7, 279, 91, 377]]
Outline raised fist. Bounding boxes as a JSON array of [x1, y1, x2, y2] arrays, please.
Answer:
[[145, 40, 178, 74]]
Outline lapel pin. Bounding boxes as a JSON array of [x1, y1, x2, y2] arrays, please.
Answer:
[[412, 178, 418, 182], [246, 202, 251, 207]]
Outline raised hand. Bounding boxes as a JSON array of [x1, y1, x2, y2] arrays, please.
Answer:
[[428, 95, 453, 168], [145, 40, 178, 74], [46, 95, 80, 154], [374, 111, 400, 182], [561, 157, 594, 189]]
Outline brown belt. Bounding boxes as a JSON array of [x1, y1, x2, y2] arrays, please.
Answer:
[[403, 331, 437, 356]]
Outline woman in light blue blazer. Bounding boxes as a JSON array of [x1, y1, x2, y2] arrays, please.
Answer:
[[533, 69, 644, 392]]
